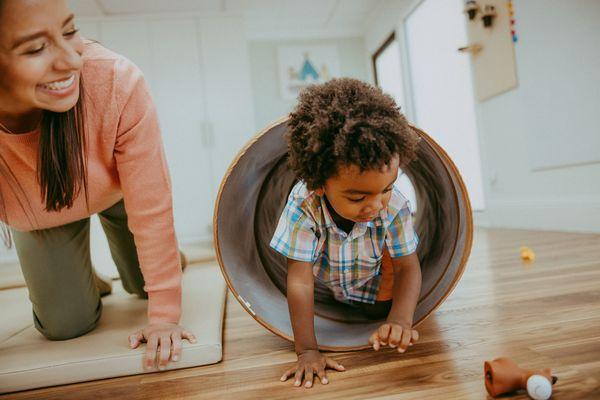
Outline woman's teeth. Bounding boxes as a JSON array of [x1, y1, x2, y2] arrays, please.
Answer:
[[40, 75, 75, 90]]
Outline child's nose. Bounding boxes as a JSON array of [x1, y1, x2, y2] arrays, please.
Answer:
[[364, 197, 384, 214]]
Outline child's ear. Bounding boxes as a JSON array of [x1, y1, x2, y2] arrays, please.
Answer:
[[314, 188, 324, 196]]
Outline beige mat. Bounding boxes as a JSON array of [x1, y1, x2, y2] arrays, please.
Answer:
[[0, 264, 226, 394], [0, 241, 216, 291]]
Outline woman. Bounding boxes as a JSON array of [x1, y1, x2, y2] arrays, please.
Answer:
[[0, 0, 194, 370]]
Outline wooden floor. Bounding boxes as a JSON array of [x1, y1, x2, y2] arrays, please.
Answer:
[[3, 228, 600, 399]]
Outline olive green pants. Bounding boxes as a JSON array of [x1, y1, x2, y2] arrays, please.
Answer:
[[11, 199, 146, 340]]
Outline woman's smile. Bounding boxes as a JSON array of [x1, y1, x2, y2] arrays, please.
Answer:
[[37, 73, 77, 97]]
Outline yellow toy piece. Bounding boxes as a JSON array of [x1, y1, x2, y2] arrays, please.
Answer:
[[520, 246, 535, 262]]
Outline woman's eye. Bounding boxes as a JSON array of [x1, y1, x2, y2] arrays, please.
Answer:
[[64, 28, 79, 37]]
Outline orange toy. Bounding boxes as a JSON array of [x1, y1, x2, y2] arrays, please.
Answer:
[[520, 246, 536, 262], [484, 357, 557, 399]]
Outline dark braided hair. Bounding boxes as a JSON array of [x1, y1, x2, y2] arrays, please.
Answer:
[[287, 78, 419, 190]]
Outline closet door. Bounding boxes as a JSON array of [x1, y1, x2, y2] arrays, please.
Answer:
[[97, 19, 214, 243], [149, 19, 214, 242], [197, 17, 256, 199]]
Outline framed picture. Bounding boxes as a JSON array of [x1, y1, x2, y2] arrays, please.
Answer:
[[277, 45, 340, 100]]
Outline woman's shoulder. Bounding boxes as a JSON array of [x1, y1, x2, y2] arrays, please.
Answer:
[[84, 41, 143, 79], [83, 40, 136, 68], [81, 41, 147, 111]]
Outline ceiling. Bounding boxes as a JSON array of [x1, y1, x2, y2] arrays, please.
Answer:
[[67, 0, 387, 38]]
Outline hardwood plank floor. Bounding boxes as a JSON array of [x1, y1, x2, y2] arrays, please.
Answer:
[[2, 228, 599, 399]]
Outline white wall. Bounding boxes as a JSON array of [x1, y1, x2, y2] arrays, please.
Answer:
[[477, 0, 600, 232], [365, 0, 600, 233], [248, 37, 369, 130]]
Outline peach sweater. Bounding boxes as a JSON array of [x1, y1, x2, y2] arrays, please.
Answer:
[[0, 43, 181, 324]]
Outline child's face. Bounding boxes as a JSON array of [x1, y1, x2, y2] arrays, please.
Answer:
[[316, 156, 399, 223]]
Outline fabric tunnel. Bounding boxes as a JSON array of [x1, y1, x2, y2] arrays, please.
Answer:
[[214, 117, 473, 351]]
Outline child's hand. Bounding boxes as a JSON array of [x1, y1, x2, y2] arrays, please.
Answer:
[[280, 349, 345, 388], [129, 323, 197, 370], [369, 321, 419, 352]]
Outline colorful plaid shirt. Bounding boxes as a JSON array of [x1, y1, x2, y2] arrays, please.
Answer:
[[270, 181, 418, 304]]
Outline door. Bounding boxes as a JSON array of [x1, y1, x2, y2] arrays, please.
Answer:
[[404, 0, 485, 210]]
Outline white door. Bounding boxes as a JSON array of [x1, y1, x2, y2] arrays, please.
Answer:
[[149, 19, 215, 242], [373, 35, 417, 213], [197, 17, 256, 199], [84, 19, 215, 246], [404, 0, 485, 210]]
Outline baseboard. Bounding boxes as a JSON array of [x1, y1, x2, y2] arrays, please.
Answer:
[[472, 210, 491, 228], [0, 247, 17, 264], [0, 235, 215, 266], [485, 197, 600, 233], [178, 235, 213, 247]]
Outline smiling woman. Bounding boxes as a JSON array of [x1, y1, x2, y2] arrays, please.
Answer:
[[0, 0, 86, 212], [0, 0, 194, 370]]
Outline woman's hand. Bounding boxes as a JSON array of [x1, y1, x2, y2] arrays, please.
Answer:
[[129, 323, 197, 370], [280, 349, 345, 388], [368, 321, 419, 353]]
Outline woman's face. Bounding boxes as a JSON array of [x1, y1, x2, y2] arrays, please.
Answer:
[[0, 0, 84, 117]]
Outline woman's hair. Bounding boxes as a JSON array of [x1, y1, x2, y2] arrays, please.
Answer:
[[38, 81, 88, 212], [0, 0, 88, 216], [0, 0, 89, 245], [287, 78, 420, 190], [0, 78, 88, 246]]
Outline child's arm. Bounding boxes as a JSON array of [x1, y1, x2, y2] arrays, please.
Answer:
[[387, 252, 422, 328], [369, 252, 422, 353], [280, 258, 345, 388], [287, 258, 318, 353]]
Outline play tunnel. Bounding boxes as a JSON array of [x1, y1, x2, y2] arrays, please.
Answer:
[[214, 117, 473, 350]]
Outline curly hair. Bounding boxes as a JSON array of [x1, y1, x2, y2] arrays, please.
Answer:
[[287, 78, 420, 190]]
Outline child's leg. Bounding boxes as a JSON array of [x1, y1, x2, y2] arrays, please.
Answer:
[[358, 247, 394, 320], [11, 219, 102, 340], [97, 199, 147, 298]]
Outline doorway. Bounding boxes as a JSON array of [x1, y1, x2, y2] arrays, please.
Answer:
[[395, 0, 485, 210]]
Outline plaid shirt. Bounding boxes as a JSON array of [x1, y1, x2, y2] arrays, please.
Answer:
[[270, 181, 418, 304]]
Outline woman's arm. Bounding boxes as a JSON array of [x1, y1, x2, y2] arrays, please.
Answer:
[[111, 56, 190, 370], [113, 58, 181, 325]]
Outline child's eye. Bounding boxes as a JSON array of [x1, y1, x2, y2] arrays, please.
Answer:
[[347, 197, 365, 203], [383, 187, 393, 193]]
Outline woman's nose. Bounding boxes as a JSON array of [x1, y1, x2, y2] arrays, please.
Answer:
[[53, 42, 83, 71]]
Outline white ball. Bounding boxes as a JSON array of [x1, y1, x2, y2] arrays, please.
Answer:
[[527, 375, 553, 400]]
